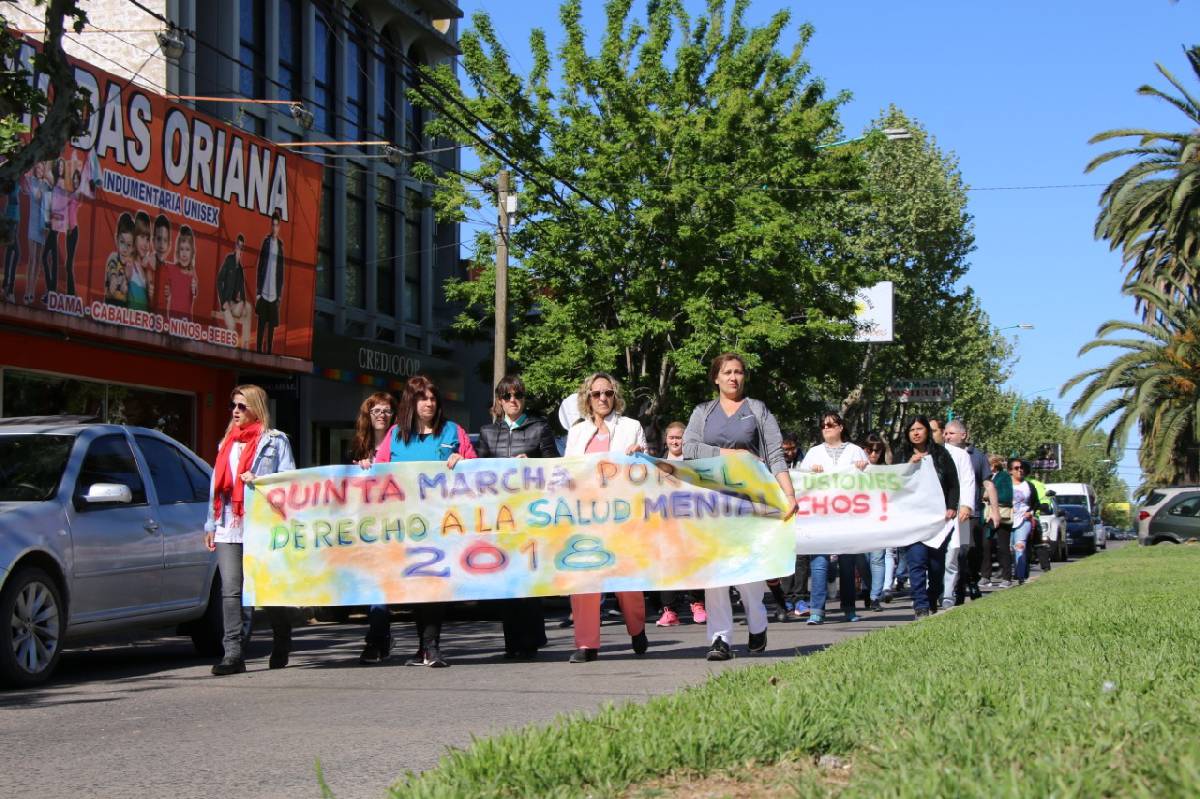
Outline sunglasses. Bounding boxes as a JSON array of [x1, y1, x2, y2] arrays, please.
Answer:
[[590, 389, 616, 400], [230, 402, 248, 412], [1010, 465, 1026, 472], [369, 408, 393, 417], [821, 421, 841, 429], [500, 392, 525, 401]]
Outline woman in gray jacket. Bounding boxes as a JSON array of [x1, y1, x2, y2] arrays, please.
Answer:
[[683, 352, 797, 660], [204, 384, 296, 676]]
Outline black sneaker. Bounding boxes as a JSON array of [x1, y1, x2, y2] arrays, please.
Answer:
[[869, 599, 883, 612], [211, 657, 245, 676], [914, 608, 931, 618], [423, 646, 449, 668], [748, 630, 767, 654], [631, 630, 648, 655], [569, 647, 598, 663], [359, 642, 389, 664], [706, 637, 732, 661], [404, 648, 427, 666], [881, 590, 894, 604], [773, 607, 790, 623]]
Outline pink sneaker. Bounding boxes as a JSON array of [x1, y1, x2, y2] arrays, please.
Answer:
[[656, 607, 680, 627], [690, 602, 707, 623]]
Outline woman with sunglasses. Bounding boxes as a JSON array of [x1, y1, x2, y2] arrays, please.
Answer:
[[205, 385, 297, 676], [861, 433, 893, 611], [368, 374, 477, 667], [797, 412, 868, 624], [562, 372, 648, 663], [897, 416, 960, 618], [350, 391, 399, 664], [1007, 458, 1041, 585], [682, 352, 798, 660], [477, 375, 558, 660]]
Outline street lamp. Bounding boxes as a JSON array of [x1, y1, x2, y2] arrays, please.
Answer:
[[816, 127, 912, 150], [999, 323, 1035, 332]]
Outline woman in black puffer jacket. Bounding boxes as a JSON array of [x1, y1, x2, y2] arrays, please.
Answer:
[[477, 375, 559, 659], [897, 415, 960, 617]]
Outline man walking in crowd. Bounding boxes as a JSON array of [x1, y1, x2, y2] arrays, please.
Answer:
[[256, 209, 285, 354], [934, 418, 975, 609], [944, 420, 994, 603]]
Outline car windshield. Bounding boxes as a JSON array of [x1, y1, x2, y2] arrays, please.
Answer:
[[1060, 504, 1089, 521], [1055, 494, 1088, 507], [0, 434, 74, 501]]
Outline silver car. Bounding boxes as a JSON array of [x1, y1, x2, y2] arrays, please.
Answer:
[[0, 418, 220, 687]]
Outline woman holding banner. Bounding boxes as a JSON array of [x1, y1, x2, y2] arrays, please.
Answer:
[[682, 353, 798, 661], [368, 375, 476, 668], [897, 416, 960, 618], [798, 412, 868, 624], [563, 372, 649, 663], [477, 375, 557, 660], [205, 385, 297, 676]]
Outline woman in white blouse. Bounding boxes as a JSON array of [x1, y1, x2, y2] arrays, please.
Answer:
[[798, 412, 867, 624], [562, 372, 648, 663]]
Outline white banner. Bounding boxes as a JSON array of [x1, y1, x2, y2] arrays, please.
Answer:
[[791, 460, 950, 554]]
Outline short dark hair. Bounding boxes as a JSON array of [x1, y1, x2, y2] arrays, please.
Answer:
[[154, 213, 170, 233], [708, 352, 747, 383], [115, 212, 135, 238], [782, 432, 800, 446], [271, 209, 282, 222], [236, 234, 245, 246]]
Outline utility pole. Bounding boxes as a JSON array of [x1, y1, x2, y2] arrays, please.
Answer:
[[492, 170, 511, 388]]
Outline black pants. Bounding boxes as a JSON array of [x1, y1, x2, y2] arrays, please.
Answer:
[[500, 597, 546, 653], [412, 602, 445, 650], [983, 523, 1013, 582], [781, 555, 810, 601], [255, 297, 279, 353], [3, 242, 17, 295], [41, 231, 58, 294], [63, 225, 78, 295]]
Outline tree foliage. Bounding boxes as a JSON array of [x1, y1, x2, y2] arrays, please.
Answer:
[[1087, 46, 1200, 291], [421, 0, 870, 429], [1062, 278, 1200, 493]]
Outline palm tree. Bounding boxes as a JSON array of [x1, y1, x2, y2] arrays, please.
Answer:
[[1062, 279, 1200, 491], [1087, 46, 1200, 293]]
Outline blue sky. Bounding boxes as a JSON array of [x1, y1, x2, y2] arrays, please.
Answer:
[[457, 0, 1200, 489]]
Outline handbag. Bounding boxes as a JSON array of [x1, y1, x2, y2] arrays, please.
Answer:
[[998, 505, 1013, 524]]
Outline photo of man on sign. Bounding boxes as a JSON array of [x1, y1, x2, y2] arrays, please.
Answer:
[[255, 210, 284, 354], [217, 235, 251, 348]]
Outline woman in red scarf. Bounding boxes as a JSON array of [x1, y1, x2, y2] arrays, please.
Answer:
[[204, 385, 296, 676]]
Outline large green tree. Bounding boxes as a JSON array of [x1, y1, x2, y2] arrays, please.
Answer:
[[421, 0, 869, 428], [1062, 279, 1200, 492], [823, 108, 1012, 444], [1087, 46, 1200, 291]]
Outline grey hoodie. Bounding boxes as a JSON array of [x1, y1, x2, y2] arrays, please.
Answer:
[[682, 398, 788, 475]]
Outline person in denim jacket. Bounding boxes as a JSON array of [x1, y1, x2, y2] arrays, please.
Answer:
[[204, 384, 296, 676]]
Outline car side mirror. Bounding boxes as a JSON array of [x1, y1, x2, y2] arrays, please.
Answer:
[[81, 483, 133, 505]]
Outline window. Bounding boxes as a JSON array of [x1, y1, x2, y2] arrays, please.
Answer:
[[376, 175, 396, 315], [345, 168, 366, 307], [404, 189, 423, 324], [278, 0, 302, 101], [136, 436, 199, 505], [312, 13, 335, 134], [75, 434, 147, 506], [346, 14, 369, 141], [238, 0, 265, 100], [374, 38, 397, 141], [1169, 496, 1200, 518], [404, 47, 425, 155], [181, 454, 210, 502], [316, 166, 334, 299], [0, 435, 73, 502]]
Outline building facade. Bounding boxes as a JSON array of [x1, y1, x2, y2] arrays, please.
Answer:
[[4, 0, 490, 464]]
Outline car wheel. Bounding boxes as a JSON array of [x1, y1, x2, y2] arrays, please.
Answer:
[[0, 567, 65, 688], [1086, 540, 1097, 556], [189, 579, 224, 657]]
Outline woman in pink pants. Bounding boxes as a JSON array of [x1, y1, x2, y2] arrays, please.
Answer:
[[562, 371, 648, 663]]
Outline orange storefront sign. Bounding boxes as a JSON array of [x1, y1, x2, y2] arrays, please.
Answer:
[[1, 39, 321, 363]]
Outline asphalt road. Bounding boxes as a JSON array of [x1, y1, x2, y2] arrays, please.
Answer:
[[1, 548, 1118, 799]]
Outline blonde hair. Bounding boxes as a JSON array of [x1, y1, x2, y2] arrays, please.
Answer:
[[226, 384, 271, 436], [576, 372, 625, 420], [665, 421, 686, 434]]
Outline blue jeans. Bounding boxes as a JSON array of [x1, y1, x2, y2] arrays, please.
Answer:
[[868, 550, 886, 601], [882, 548, 897, 592], [906, 536, 949, 612], [810, 554, 857, 616], [894, 546, 909, 583], [1011, 520, 1032, 581]]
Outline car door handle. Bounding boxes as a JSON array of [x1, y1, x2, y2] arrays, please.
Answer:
[[144, 520, 160, 533]]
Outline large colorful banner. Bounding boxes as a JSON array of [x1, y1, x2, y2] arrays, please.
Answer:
[[242, 454, 949, 606], [0, 39, 322, 360]]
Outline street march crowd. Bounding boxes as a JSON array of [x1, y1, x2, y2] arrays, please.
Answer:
[[202, 352, 1046, 676]]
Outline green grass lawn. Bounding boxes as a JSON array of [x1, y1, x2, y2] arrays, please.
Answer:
[[384, 546, 1200, 798]]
